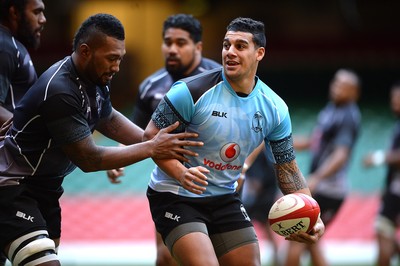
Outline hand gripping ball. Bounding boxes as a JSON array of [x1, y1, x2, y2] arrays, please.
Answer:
[[268, 193, 320, 237]]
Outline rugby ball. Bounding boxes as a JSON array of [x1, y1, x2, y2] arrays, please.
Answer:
[[268, 193, 320, 237]]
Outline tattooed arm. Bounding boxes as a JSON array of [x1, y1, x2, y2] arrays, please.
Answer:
[[270, 134, 325, 244], [270, 134, 310, 196], [275, 159, 310, 195]]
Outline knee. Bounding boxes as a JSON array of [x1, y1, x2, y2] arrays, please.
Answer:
[[6, 230, 59, 266]]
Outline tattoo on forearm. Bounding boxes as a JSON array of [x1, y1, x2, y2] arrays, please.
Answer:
[[274, 161, 307, 194], [270, 134, 306, 193]]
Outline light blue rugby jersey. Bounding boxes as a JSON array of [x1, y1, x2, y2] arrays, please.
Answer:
[[150, 68, 292, 197]]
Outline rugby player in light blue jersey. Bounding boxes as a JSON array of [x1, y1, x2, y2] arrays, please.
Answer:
[[144, 17, 325, 266]]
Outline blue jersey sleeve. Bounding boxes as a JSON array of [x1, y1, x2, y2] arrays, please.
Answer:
[[165, 81, 195, 121], [151, 81, 194, 133], [267, 109, 292, 141]]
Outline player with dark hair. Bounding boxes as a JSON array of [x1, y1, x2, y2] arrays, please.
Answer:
[[286, 68, 361, 266], [107, 13, 220, 266], [0, 0, 46, 123], [0, 1, 46, 264], [131, 13, 220, 129], [143, 17, 325, 266], [0, 13, 203, 266], [363, 81, 400, 266]]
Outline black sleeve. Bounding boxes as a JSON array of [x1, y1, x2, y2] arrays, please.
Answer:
[[40, 94, 91, 145]]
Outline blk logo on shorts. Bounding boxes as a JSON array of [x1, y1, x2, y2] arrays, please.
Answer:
[[16, 211, 34, 222], [165, 211, 180, 222]]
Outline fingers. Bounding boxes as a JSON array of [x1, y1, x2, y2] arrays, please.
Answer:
[[179, 139, 204, 147], [285, 218, 325, 244], [180, 167, 209, 194], [161, 121, 180, 133], [107, 168, 124, 184]]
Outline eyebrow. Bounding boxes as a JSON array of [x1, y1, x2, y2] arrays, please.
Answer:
[[223, 37, 250, 44]]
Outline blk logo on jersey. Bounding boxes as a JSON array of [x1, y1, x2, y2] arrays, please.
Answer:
[[212, 110, 227, 118], [252, 111, 264, 133], [220, 142, 240, 162]]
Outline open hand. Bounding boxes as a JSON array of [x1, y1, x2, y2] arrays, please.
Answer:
[[151, 122, 203, 162], [179, 166, 209, 194]]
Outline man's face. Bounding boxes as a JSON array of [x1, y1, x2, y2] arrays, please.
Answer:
[[86, 36, 126, 86], [162, 28, 201, 77], [222, 31, 264, 82], [17, 0, 46, 49], [329, 73, 358, 105]]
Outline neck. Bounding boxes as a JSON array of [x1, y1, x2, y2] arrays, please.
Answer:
[[228, 76, 256, 95]]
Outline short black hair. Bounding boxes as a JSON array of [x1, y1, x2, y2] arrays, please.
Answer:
[[226, 17, 266, 48], [72, 13, 125, 51], [162, 13, 202, 43], [0, 0, 27, 22]]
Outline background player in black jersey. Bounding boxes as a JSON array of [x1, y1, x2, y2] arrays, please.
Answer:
[[0, 0, 46, 265], [0, 13, 203, 266], [107, 13, 221, 266], [0, 0, 46, 124], [286, 69, 361, 266], [363, 81, 400, 266]]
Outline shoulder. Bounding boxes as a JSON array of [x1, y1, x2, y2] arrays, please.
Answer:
[[171, 68, 223, 103], [139, 68, 170, 90], [36, 57, 77, 95], [182, 68, 223, 91], [257, 78, 288, 110]]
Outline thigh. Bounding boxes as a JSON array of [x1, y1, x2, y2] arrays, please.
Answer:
[[26, 185, 63, 239], [147, 187, 208, 242], [218, 240, 261, 266], [0, 185, 47, 250], [173, 232, 219, 266], [210, 227, 259, 258]]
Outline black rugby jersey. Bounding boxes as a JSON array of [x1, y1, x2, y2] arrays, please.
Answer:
[[0, 56, 112, 185], [0, 26, 37, 112], [132, 57, 221, 129]]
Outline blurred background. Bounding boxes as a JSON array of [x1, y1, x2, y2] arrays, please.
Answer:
[[25, 0, 400, 265]]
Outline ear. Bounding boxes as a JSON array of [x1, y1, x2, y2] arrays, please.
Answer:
[[79, 43, 91, 58], [195, 41, 203, 53], [256, 47, 265, 61]]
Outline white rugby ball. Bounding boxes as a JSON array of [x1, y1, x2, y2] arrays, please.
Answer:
[[268, 193, 320, 237]]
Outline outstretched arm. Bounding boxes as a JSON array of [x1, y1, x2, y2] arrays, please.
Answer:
[[143, 120, 208, 194], [62, 120, 203, 173]]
